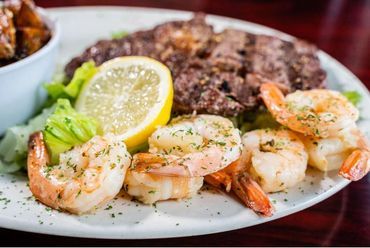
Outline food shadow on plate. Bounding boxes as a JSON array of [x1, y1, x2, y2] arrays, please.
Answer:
[[1, 171, 29, 183], [75, 187, 248, 227], [152, 185, 250, 220], [268, 168, 347, 210], [158, 168, 347, 221], [74, 191, 155, 226], [0, 168, 347, 228]]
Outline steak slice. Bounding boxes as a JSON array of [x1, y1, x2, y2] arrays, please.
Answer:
[[246, 35, 291, 87], [65, 13, 213, 79], [64, 14, 326, 117], [209, 29, 246, 71], [173, 61, 245, 116], [288, 39, 327, 90], [65, 30, 157, 78]]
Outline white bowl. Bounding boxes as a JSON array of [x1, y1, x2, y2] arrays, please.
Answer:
[[0, 8, 60, 134]]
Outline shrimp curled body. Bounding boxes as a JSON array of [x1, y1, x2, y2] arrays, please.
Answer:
[[27, 132, 131, 214], [300, 125, 370, 180], [205, 129, 307, 216], [132, 114, 242, 177], [241, 129, 308, 193], [261, 83, 369, 181], [260, 83, 359, 138], [124, 114, 241, 204], [124, 171, 203, 204]]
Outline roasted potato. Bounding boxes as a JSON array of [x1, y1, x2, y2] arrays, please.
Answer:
[[16, 0, 45, 29], [16, 26, 50, 57], [0, 8, 16, 59], [0, 0, 50, 64]]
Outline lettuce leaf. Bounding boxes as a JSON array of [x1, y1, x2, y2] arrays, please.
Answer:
[[342, 91, 362, 107], [0, 70, 101, 172], [229, 107, 281, 134], [239, 111, 280, 133], [0, 106, 55, 172], [44, 61, 97, 106], [111, 30, 129, 39], [63, 61, 97, 98], [43, 99, 101, 164]]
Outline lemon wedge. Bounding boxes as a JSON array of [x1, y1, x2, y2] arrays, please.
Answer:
[[75, 56, 173, 148]]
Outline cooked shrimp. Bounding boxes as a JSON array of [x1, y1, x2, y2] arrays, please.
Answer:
[[125, 114, 240, 204], [205, 129, 307, 216], [240, 129, 308, 193], [205, 160, 274, 216], [27, 132, 131, 214], [261, 83, 369, 181], [300, 125, 370, 181], [340, 149, 370, 181], [132, 114, 242, 177], [124, 170, 203, 204], [260, 83, 359, 138]]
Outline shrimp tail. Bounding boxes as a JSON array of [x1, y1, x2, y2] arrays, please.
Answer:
[[260, 83, 300, 130], [232, 172, 274, 217], [28, 132, 49, 164], [28, 131, 62, 209], [260, 83, 320, 137], [204, 171, 232, 192], [260, 83, 288, 120], [339, 149, 370, 181], [206, 159, 274, 216]]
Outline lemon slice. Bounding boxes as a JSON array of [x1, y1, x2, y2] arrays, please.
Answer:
[[75, 56, 173, 148]]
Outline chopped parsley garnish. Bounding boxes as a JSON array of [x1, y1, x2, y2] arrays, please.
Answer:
[[104, 205, 113, 210]]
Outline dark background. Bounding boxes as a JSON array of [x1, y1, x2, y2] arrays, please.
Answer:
[[1, 0, 370, 246]]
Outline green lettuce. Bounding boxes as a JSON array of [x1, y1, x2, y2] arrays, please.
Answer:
[[342, 91, 362, 106], [0, 106, 55, 172], [239, 111, 280, 133], [111, 30, 129, 39], [43, 99, 101, 164], [44, 61, 97, 106], [229, 107, 281, 134], [128, 142, 149, 155], [0, 98, 101, 172]]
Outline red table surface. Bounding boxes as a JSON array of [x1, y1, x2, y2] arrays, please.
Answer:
[[1, 0, 370, 246]]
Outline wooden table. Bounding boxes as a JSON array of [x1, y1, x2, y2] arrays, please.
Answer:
[[2, 0, 370, 246]]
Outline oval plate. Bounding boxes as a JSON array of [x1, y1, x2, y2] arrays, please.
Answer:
[[0, 6, 369, 239]]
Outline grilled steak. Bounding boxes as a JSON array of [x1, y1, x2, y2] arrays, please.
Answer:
[[65, 13, 326, 116]]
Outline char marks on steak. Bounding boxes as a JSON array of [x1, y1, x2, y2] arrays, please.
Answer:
[[65, 13, 326, 116]]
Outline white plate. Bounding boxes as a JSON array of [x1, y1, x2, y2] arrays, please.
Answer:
[[0, 6, 369, 239]]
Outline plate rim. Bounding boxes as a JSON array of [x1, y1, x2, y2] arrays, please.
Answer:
[[0, 5, 367, 239]]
